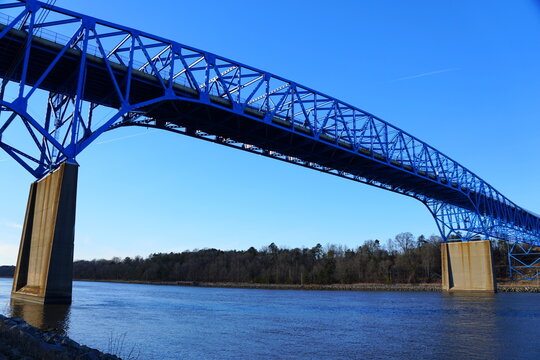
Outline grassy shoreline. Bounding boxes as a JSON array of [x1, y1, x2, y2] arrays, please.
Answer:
[[75, 279, 540, 293]]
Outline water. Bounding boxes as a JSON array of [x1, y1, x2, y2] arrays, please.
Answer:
[[0, 278, 539, 359]]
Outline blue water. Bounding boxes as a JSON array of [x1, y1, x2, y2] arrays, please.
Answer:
[[1, 278, 539, 359]]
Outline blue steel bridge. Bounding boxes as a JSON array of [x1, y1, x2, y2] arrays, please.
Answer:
[[0, 0, 539, 250]]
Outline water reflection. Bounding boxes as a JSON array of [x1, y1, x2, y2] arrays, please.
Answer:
[[9, 299, 71, 333], [439, 292, 499, 359]]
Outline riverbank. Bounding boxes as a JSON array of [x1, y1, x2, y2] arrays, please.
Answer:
[[77, 279, 540, 293], [0, 314, 121, 360]]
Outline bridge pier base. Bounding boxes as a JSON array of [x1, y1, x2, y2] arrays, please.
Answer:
[[441, 240, 496, 292], [11, 162, 78, 304]]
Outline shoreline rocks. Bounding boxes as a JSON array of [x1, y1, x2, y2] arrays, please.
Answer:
[[78, 279, 540, 293], [0, 314, 121, 360]]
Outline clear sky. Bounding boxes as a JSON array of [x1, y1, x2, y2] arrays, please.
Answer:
[[0, 0, 539, 264]]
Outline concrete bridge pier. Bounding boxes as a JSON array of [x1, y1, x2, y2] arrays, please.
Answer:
[[11, 162, 78, 304], [441, 240, 496, 292]]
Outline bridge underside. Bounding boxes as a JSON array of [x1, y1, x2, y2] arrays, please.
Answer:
[[2, 21, 538, 236], [0, 24, 490, 213]]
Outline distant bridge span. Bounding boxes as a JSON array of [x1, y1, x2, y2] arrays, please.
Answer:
[[0, 1, 538, 251]]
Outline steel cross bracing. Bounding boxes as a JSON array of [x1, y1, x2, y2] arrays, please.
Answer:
[[507, 242, 540, 281], [0, 0, 539, 246]]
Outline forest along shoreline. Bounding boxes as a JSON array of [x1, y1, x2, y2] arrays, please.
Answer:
[[71, 235, 526, 288], [3, 234, 540, 293]]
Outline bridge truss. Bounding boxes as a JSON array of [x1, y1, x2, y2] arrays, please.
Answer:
[[0, 0, 539, 256]]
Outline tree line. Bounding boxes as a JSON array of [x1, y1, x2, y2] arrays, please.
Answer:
[[72, 233, 511, 284], [0, 266, 14, 277]]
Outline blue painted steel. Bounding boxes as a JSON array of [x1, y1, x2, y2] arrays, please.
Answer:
[[508, 243, 540, 281], [0, 0, 539, 248]]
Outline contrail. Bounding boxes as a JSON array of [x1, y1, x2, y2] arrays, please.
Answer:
[[391, 68, 460, 82], [95, 132, 150, 145]]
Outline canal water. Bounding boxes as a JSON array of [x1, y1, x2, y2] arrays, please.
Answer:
[[0, 278, 539, 359]]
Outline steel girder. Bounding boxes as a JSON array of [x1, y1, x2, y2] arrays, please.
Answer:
[[0, 0, 539, 247], [508, 242, 540, 281]]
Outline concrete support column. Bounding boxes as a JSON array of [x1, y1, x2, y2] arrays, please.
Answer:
[[441, 240, 496, 292], [12, 162, 78, 304]]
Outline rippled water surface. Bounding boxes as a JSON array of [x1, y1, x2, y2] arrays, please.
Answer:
[[1, 278, 539, 359]]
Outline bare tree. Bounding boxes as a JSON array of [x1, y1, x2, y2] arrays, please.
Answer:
[[395, 232, 416, 253]]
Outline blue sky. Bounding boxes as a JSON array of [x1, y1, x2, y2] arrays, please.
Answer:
[[0, 0, 539, 264]]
